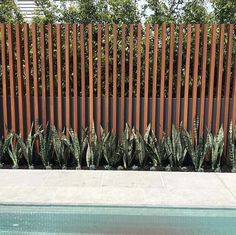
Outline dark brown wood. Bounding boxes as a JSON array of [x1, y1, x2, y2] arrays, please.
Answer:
[[136, 24, 142, 132], [112, 24, 117, 135], [80, 24, 86, 131], [128, 24, 134, 129], [65, 23, 70, 135], [143, 24, 150, 133], [120, 24, 126, 137], [97, 24, 102, 139], [56, 24, 62, 134], [88, 23, 94, 140], [183, 24, 192, 130], [105, 24, 109, 134], [16, 23, 24, 139], [32, 23, 39, 131], [199, 24, 208, 137], [159, 23, 166, 139], [223, 24, 233, 151], [215, 24, 225, 135], [40, 24, 47, 130], [1, 24, 8, 136], [207, 24, 217, 131], [73, 24, 78, 133], [167, 23, 174, 135], [48, 24, 54, 126], [175, 24, 183, 128], [191, 24, 200, 137]]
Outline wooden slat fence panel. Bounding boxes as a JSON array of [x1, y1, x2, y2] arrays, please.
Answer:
[[183, 24, 192, 130], [40, 24, 47, 130], [151, 24, 158, 134], [1, 24, 8, 136], [207, 24, 217, 131], [56, 24, 63, 134], [167, 23, 174, 135], [112, 24, 117, 135], [143, 24, 150, 132], [175, 24, 183, 128], [0, 23, 235, 152], [8, 23, 16, 133], [120, 24, 126, 137], [199, 24, 208, 137], [135, 24, 142, 132], [191, 24, 200, 137]]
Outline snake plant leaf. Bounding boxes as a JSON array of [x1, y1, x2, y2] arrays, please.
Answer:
[[69, 129, 81, 169], [0, 131, 14, 165]]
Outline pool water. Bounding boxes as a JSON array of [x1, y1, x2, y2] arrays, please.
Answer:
[[0, 205, 236, 235]]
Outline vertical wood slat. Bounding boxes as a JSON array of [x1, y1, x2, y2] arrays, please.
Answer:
[[183, 24, 192, 130], [16, 23, 24, 139], [73, 24, 78, 133], [1, 24, 8, 136], [215, 24, 225, 135], [112, 24, 117, 135], [175, 24, 183, 128], [97, 24, 102, 139], [40, 24, 47, 130], [105, 24, 109, 134], [80, 24, 86, 131], [223, 24, 233, 151], [143, 24, 150, 133], [232, 52, 236, 128], [207, 24, 217, 131], [65, 23, 70, 135], [159, 23, 166, 139], [199, 24, 208, 137], [167, 23, 174, 135], [151, 24, 158, 133], [32, 23, 39, 131], [88, 24, 94, 139], [128, 24, 134, 129], [191, 24, 200, 136], [120, 24, 126, 137], [48, 24, 54, 126], [56, 24, 63, 133], [135, 24, 142, 131], [32, 23, 39, 130], [8, 24, 16, 132]]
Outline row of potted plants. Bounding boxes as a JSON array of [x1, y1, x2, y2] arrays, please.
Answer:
[[0, 118, 236, 172]]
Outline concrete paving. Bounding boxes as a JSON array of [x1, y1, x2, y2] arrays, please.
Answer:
[[0, 170, 236, 208]]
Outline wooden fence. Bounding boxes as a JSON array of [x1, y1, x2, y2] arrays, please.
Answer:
[[0, 23, 236, 144]]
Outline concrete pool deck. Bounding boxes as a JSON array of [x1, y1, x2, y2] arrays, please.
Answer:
[[0, 170, 236, 208]]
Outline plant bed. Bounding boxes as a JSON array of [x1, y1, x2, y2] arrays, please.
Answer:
[[0, 119, 236, 173]]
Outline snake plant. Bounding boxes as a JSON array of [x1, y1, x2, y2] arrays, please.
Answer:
[[8, 133, 21, 169], [100, 126, 120, 168], [37, 124, 53, 169], [227, 122, 236, 172], [15, 124, 36, 169], [132, 126, 149, 168], [0, 132, 13, 168], [207, 126, 224, 171], [119, 123, 135, 169], [181, 118, 211, 171], [86, 123, 103, 169], [164, 125, 187, 168], [52, 126, 70, 169], [69, 129, 81, 169], [144, 125, 166, 168]]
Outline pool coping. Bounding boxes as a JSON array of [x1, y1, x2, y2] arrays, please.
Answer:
[[0, 170, 236, 208]]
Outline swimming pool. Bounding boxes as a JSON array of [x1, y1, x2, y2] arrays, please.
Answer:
[[0, 205, 235, 235]]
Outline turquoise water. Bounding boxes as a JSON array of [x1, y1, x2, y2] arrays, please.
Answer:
[[0, 205, 236, 235]]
